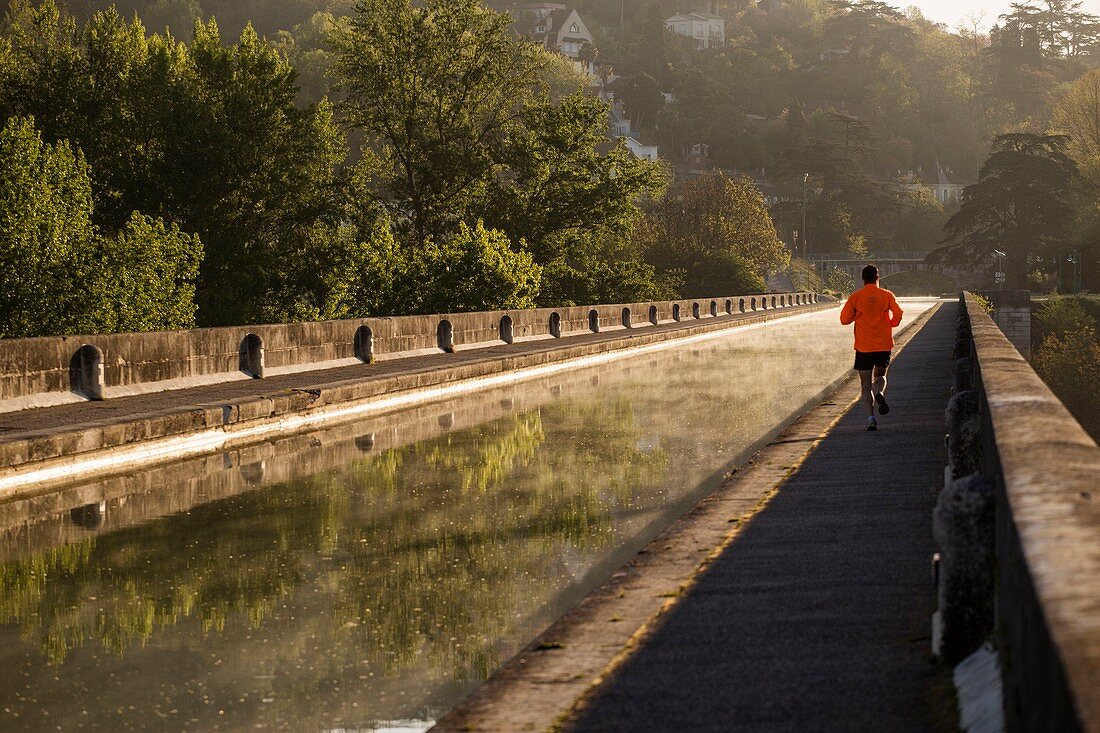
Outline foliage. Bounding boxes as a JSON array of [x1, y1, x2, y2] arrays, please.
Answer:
[[1051, 71, 1100, 291], [1052, 69, 1100, 170], [637, 174, 788, 298], [0, 115, 200, 337], [935, 133, 1079, 288], [352, 220, 541, 316], [332, 0, 665, 307], [0, 1, 351, 326], [95, 212, 203, 333], [789, 257, 825, 293], [826, 266, 855, 294], [1031, 325, 1100, 439], [537, 244, 681, 307], [484, 93, 665, 265], [1034, 295, 1098, 338], [332, 0, 543, 245], [971, 292, 995, 315], [971, 289, 1100, 454]]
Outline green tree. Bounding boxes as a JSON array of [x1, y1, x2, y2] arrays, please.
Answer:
[[484, 92, 664, 265], [0, 3, 353, 325], [332, 0, 543, 246], [638, 174, 789, 296], [352, 220, 541, 316], [1034, 295, 1097, 337], [0, 114, 96, 337], [1052, 69, 1100, 176], [1032, 325, 1100, 438], [94, 212, 202, 333], [936, 133, 1078, 287], [0, 116, 201, 337], [826, 265, 856, 293], [333, 0, 665, 307]]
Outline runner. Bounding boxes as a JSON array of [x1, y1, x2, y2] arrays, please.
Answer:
[[839, 265, 904, 431]]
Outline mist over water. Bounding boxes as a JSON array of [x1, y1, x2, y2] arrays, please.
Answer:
[[0, 303, 935, 732]]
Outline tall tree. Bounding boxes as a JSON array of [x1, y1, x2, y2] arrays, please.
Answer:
[[935, 133, 1078, 286], [0, 2, 353, 325], [333, 0, 665, 307], [332, 0, 543, 246]]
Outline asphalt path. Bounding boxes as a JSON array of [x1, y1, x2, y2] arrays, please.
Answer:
[[566, 303, 957, 733]]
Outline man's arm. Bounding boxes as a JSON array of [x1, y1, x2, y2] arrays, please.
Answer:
[[840, 291, 858, 325], [889, 293, 904, 327]]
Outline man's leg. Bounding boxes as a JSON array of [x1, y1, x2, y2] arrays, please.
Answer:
[[872, 364, 888, 398], [872, 363, 890, 415], [858, 369, 874, 418]]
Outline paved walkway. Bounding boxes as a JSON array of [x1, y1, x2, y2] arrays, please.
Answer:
[[565, 302, 956, 733]]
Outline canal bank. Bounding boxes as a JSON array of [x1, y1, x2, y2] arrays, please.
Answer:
[[0, 300, 832, 497], [431, 301, 950, 733]]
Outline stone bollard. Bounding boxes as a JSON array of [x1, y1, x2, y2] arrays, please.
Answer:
[[946, 390, 981, 481], [953, 356, 974, 394], [933, 473, 995, 664], [953, 316, 972, 361]]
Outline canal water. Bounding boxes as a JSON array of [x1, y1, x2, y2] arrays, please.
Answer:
[[0, 302, 935, 732]]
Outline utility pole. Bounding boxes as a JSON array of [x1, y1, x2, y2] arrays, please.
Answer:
[[620, 0, 625, 59], [802, 173, 809, 260]]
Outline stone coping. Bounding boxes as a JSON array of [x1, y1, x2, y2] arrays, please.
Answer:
[[964, 292, 1100, 732], [0, 292, 819, 410]]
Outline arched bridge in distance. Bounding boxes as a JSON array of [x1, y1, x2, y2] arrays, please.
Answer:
[[806, 250, 975, 289], [0, 290, 1094, 733]]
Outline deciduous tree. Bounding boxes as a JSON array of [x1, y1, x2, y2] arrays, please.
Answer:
[[0, 116, 201, 337]]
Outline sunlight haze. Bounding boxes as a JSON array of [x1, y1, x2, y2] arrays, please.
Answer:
[[910, 0, 1100, 29]]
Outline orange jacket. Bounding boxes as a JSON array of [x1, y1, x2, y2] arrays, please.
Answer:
[[840, 283, 903, 352]]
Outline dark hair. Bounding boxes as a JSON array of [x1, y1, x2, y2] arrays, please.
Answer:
[[861, 264, 879, 283]]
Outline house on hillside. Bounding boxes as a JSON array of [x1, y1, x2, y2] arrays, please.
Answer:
[[509, 3, 595, 63], [664, 3, 725, 49], [621, 136, 659, 161], [900, 163, 968, 206], [607, 100, 660, 160], [683, 142, 713, 174]]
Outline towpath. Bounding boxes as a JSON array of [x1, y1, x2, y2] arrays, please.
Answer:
[[563, 302, 956, 732]]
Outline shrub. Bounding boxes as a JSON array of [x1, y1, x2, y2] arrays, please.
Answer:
[[1031, 326, 1100, 439]]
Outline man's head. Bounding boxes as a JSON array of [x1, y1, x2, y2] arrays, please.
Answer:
[[861, 264, 879, 284]]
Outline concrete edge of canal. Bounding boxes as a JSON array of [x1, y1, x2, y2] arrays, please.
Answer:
[[429, 301, 944, 733], [0, 303, 838, 499]]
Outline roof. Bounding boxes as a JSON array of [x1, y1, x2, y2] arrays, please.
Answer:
[[913, 163, 965, 187], [665, 12, 725, 22]]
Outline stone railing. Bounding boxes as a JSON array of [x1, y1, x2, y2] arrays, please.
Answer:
[[0, 292, 819, 412], [938, 292, 1100, 733]]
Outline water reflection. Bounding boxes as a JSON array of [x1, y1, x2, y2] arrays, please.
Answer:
[[0, 304, 933, 731]]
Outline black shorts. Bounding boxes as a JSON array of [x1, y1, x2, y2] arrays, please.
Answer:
[[854, 350, 891, 371]]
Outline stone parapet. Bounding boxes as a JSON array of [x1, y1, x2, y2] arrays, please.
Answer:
[[960, 291, 1100, 733], [0, 292, 821, 413]]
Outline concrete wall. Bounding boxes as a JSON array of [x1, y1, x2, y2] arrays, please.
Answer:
[[945, 293, 1100, 733], [0, 292, 819, 411], [976, 290, 1031, 357]]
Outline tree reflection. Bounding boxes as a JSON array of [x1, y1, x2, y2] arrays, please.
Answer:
[[0, 400, 666, 678]]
